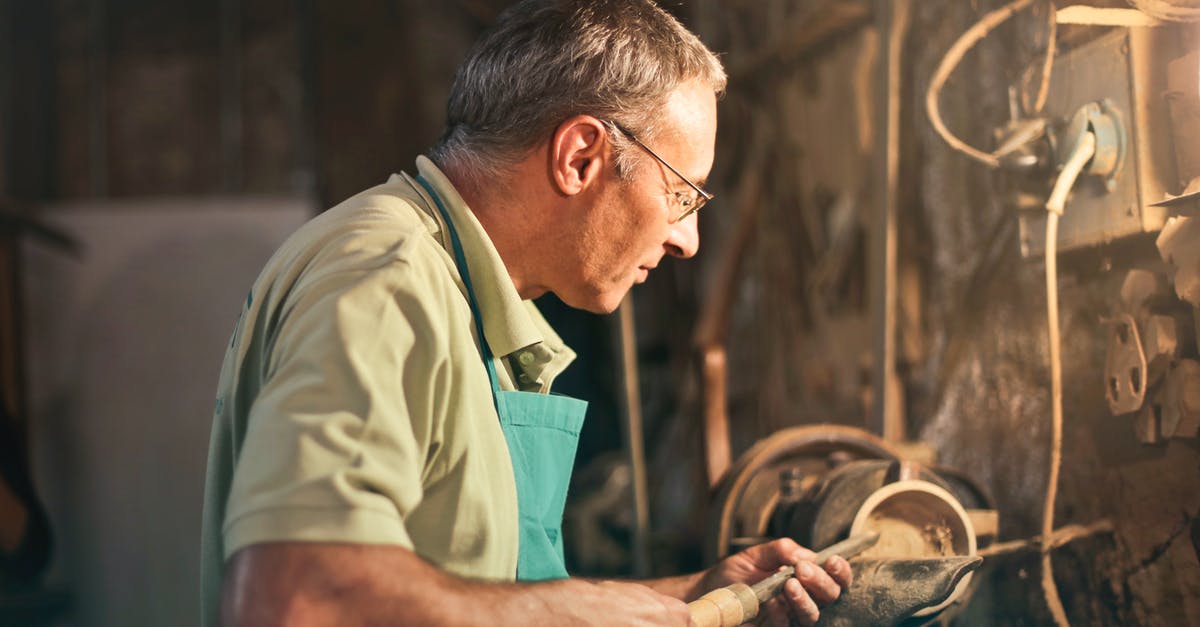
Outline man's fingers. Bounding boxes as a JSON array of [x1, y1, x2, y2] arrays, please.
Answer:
[[823, 555, 853, 589], [783, 577, 820, 625], [767, 557, 852, 626], [761, 596, 790, 626], [787, 546, 818, 564], [794, 560, 842, 606], [751, 537, 815, 569]]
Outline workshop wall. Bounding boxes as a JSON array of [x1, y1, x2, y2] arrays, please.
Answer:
[[670, 0, 1200, 624], [49, 0, 305, 198], [904, 3, 1200, 622]]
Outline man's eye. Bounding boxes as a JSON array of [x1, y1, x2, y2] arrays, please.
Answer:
[[678, 193, 694, 207]]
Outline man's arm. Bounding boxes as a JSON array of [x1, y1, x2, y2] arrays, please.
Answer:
[[222, 542, 691, 627]]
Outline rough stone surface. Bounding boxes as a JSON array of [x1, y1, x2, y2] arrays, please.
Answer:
[[676, 0, 1200, 623]]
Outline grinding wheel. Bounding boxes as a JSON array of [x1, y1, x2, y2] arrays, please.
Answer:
[[705, 425, 898, 562]]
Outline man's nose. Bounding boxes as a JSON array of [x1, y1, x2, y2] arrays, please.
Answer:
[[664, 215, 699, 258]]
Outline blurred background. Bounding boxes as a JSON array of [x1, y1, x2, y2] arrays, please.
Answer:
[[2, 0, 1200, 625]]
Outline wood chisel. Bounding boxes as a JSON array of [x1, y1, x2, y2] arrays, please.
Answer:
[[687, 533, 881, 627]]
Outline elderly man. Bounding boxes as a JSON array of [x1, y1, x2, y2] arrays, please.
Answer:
[[200, 1, 851, 624]]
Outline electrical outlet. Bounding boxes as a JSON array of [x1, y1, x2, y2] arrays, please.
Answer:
[[1016, 28, 1182, 257]]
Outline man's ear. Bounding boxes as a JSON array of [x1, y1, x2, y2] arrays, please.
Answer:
[[549, 116, 608, 196]]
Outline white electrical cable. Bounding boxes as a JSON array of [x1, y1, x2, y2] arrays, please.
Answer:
[[1045, 133, 1097, 215], [926, 0, 1057, 168], [1026, 0, 1057, 115], [1041, 130, 1096, 627]]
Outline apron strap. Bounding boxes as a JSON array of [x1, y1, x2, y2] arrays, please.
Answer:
[[414, 175, 504, 405]]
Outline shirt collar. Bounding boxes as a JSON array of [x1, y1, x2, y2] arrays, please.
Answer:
[[399, 155, 564, 364]]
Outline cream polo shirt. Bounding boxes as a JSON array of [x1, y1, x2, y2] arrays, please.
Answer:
[[200, 157, 576, 626]]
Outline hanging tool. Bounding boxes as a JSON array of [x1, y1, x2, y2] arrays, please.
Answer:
[[687, 533, 881, 627]]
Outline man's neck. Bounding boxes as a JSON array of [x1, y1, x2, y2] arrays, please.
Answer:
[[440, 160, 549, 302]]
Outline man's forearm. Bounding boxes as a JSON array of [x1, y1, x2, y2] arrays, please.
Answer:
[[224, 543, 558, 626], [223, 543, 690, 626]]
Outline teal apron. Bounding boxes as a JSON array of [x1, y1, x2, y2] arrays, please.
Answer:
[[416, 176, 587, 581]]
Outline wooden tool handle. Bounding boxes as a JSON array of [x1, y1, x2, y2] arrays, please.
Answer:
[[687, 583, 758, 627]]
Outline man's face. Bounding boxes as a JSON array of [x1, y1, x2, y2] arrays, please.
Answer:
[[557, 81, 717, 314]]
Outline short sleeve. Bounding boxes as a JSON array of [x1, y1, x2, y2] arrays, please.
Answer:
[[221, 253, 451, 559]]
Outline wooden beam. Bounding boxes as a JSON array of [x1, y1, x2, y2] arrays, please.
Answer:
[[869, 0, 911, 442]]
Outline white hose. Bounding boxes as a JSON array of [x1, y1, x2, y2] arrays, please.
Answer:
[[1041, 130, 1096, 627], [1045, 132, 1097, 215]]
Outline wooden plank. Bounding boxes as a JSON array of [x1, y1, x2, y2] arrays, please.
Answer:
[[869, 0, 910, 442]]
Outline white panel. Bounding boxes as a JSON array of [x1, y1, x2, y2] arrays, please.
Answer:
[[23, 197, 310, 627]]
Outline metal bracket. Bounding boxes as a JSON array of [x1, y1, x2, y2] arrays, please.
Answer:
[[1103, 313, 1149, 415]]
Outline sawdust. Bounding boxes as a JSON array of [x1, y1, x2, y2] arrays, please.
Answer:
[[860, 514, 957, 558]]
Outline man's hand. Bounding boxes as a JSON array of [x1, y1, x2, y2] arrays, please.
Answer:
[[581, 581, 692, 626], [696, 538, 853, 626]]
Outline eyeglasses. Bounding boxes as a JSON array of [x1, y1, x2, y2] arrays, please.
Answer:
[[608, 122, 713, 222]]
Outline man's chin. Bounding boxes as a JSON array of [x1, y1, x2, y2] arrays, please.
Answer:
[[558, 287, 629, 315], [584, 294, 626, 315]]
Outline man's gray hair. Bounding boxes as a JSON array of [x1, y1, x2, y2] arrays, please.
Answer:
[[429, 0, 726, 188]]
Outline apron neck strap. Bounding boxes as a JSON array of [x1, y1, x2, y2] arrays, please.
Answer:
[[414, 174, 504, 400]]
